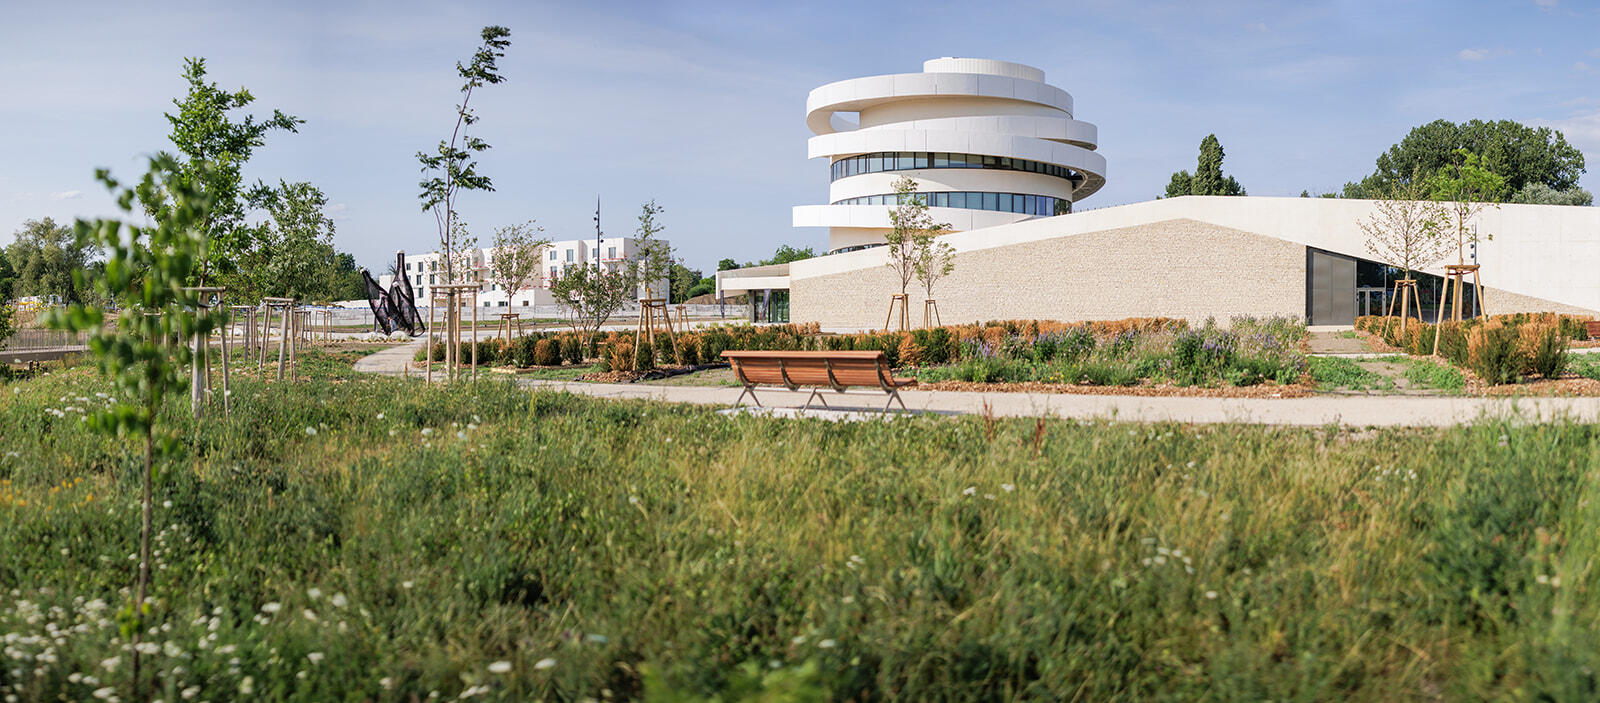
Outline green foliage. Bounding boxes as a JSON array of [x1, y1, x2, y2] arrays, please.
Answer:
[[150, 57, 302, 285], [13, 356, 1600, 698], [1403, 358, 1466, 392], [416, 26, 512, 284], [512, 335, 537, 367], [488, 221, 549, 303], [1308, 356, 1394, 391], [1165, 134, 1245, 197], [1510, 182, 1593, 206], [1465, 322, 1526, 385], [43, 155, 226, 692], [6, 217, 101, 304], [717, 258, 738, 271], [1345, 118, 1586, 199]]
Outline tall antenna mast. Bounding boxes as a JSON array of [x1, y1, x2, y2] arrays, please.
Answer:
[[593, 195, 602, 271]]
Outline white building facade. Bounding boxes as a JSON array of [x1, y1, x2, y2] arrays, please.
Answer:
[[795, 57, 1107, 254], [380, 235, 671, 308]]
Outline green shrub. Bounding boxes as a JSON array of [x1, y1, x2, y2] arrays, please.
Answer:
[[635, 341, 655, 371], [561, 335, 584, 365], [533, 339, 560, 366], [512, 336, 537, 367], [1466, 321, 1526, 385], [1521, 323, 1567, 379], [472, 339, 499, 365]]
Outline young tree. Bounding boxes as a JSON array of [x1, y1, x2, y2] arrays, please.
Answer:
[[884, 177, 951, 330], [146, 58, 302, 287], [1359, 180, 1449, 279], [1358, 180, 1447, 328], [669, 261, 703, 303], [549, 262, 636, 346], [1429, 150, 1506, 265], [47, 156, 227, 692], [912, 232, 956, 326], [487, 221, 549, 303], [417, 26, 511, 285], [632, 200, 673, 300]]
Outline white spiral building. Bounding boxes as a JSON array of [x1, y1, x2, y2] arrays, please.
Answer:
[[794, 57, 1107, 253]]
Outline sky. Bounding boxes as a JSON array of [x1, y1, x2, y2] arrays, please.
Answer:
[[2, 0, 1597, 275]]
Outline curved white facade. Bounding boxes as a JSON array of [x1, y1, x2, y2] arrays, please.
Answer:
[[795, 57, 1107, 253]]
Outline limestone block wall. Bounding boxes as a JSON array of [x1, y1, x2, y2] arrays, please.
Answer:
[[791, 219, 1308, 329]]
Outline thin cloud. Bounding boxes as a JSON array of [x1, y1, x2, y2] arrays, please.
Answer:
[[50, 190, 82, 200], [1534, 0, 1558, 8], [1588, 48, 1600, 58], [1530, 110, 1600, 152], [1457, 48, 1511, 61]]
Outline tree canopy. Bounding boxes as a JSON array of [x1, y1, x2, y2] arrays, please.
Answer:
[[6, 217, 101, 304], [148, 57, 302, 285], [1164, 134, 1245, 197], [1342, 119, 1587, 201]]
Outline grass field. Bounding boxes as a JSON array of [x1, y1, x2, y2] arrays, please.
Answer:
[[5, 351, 1600, 700]]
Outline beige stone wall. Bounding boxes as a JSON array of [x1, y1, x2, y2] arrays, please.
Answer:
[[1481, 285, 1600, 317], [792, 219, 1310, 328]]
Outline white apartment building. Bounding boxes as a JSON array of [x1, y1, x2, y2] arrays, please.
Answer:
[[379, 235, 671, 308]]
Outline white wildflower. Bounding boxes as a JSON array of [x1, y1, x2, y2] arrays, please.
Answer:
[[101, 656, 120, 672], [402, 581, 414, 589], [308, 587, 323, 600], [331, 593, 348, 608], [305, 426, 317, 436], [1001, 483, 1015, 492], [818, 639, 837, 649], [961, 486, 976, 496], [307, 652, 324, 663], [261, 602, 281, 614], [1205, 591, 1218, 599], [488, 660, 512, 674], [534, 658, 557, 670]]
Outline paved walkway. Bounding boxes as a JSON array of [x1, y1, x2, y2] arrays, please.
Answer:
[[351, 340, 1600, 427]]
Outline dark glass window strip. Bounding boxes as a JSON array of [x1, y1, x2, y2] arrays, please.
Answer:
[[830, 151, 1081, 183], [831, 191, 1071, 216]]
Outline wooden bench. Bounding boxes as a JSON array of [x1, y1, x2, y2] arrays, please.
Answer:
[[721, 350, 917, 413], [1587, 321, 1600, 340]]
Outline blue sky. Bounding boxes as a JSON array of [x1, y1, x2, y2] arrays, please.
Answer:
[[2, 0, 1596, 274]]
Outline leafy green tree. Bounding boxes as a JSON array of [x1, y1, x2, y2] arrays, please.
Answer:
[[7, 217, 100, 303], [716, 257, 738, 272], [762, 245, 816, 266], [0, 248, 14, 301], [146, 58, 302, 288], [257, 181, 339, 301], [550, 260, 636, 346], [47, 156, 227, 693], [1345, 119, 1586, 199], [669, 261, 703, 303], [1164, 134, 1245, 197], [487, 221, 549, 302], [1429, 150, 1507, 265], [912, 227, 956, 317], [417, 26, 512, 285]]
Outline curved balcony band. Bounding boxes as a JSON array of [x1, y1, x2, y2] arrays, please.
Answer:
[[831, 191, 1069, 217], [808, 130, 1106, 200], [830, 151, 1082, 185]]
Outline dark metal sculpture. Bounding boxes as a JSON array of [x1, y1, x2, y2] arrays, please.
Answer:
[[362, 252, 427, 336]]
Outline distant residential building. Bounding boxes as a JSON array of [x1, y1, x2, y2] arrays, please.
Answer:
[[378, 235, 670, 307]]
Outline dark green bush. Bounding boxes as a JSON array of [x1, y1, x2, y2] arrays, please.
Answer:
[[561, 335, 584, 365], [512, 336, 537, 367], [635, 341, 655, 371]]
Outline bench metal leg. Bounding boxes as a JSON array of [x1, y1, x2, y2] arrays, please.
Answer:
[[883, 388, 907, 414], [802, 388, 830, 411], [734, 385, 761, 408]]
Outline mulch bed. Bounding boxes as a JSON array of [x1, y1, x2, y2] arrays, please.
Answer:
[[915, 380, 1316, 398]]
